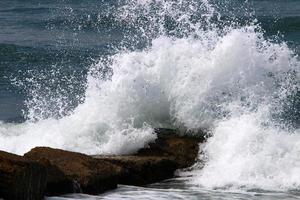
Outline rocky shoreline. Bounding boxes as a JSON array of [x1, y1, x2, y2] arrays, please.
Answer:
[[0, 128, 205, 200]]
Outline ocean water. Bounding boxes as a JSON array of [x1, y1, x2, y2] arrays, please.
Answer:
[[0, 0, 299, 199]]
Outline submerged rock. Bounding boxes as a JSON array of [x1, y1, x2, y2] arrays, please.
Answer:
[[24, 147, 122, 195], [0, 150, 46, 200]]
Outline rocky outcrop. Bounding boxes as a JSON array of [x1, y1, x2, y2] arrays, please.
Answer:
[[27, 157, 75, 196], [94, 128, 205, 186], [24, 147, 122, 195], [0, 128, 204, 198], [0, 151, 46, 200], [137, 128, 205, 168], [95, 156, 178, 186]]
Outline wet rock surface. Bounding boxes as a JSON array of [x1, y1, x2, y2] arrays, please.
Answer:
[[0, 128, 204, 199], [95, 156, 178, 186], [26, 157, 75, 196], [137, 128, 205, 168], [0, 151, 46, 200], [24, 147, 121, 195], [94, 128, 205, 186]]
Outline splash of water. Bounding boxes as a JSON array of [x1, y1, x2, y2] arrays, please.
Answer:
[[1, 0, 299, 191]]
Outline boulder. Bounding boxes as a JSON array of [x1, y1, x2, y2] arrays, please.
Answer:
[[136, 128, 205, 168], [95, 156, 177, 186], [94, 128, 204, 186], [28, 157, 75, 196], [21, 128, 204, 196], [24, 147, 122, 195], [0, 150, 46, 200]]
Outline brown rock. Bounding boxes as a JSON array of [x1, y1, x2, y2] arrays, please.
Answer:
[[20, 128, 204, 196], [136, 128, 205, 168], [94, 128, 204, 186], [24, 147, 122, 195], [29, 157, 75, 196], [95, 156, 177, 186], [0, 150, 46, 200]]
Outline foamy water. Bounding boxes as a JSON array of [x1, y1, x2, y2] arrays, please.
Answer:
[[0, 0, 299, 194]]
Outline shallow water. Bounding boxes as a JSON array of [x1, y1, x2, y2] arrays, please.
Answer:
[[48, 178, 300, 200]]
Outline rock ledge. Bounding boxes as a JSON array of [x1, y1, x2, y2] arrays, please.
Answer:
[[0, 128, 204, 199]]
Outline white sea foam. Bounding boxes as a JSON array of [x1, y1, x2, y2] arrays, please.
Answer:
[[0, 0, 299, 192], [191, 112, 300, 191]]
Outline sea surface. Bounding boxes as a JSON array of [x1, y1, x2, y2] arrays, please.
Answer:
[[0, 0, 299, 199]]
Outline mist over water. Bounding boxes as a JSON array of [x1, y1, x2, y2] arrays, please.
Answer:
[[0, 0, 300, 194]]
